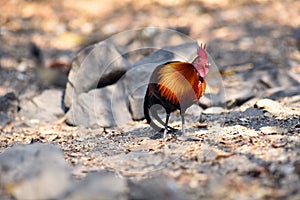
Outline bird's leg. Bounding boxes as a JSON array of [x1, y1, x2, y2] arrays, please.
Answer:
[[163, 113, 170, 139], [181, 111, 186, 137]]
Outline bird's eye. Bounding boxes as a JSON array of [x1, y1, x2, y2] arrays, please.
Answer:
[[206, 62, 211, 67]]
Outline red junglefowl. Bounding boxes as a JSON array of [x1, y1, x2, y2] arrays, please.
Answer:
[[144, 44, 210, 138]]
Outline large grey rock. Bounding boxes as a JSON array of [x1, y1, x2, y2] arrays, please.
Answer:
[[19, 89, 65, 122], [123, 42, 199, 120], [64, 172, 128, 200], [64, 41, 131, 108], [66, 83, 131, 128], [0, 143, 72, 200]]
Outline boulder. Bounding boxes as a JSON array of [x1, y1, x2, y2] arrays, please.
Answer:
[[66, 83, 131, 128], [64, 41, 131, 108], [19, 89, 65, 122]]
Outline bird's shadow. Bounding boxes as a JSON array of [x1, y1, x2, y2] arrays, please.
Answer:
[[149, 128, 179, 139]]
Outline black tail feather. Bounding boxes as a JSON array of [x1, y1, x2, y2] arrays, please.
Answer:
[[144, 88, 176, 132], [144, 88, 163, 132]]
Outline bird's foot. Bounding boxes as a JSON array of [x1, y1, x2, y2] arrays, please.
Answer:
[[150, 129, 179, 140], [158, 127, 178, 134], [167, 125, 177, 131], [149, 125, 180, 139]]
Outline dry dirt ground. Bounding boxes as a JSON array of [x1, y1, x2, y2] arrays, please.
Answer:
[[1, 0, 300, 199]]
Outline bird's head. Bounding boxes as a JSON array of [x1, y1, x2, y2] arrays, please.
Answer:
[[192, 43, 210, 78]]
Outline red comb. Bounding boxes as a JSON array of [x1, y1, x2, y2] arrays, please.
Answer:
[[200, 43, 206, 49], [197, 43, 207, 57]]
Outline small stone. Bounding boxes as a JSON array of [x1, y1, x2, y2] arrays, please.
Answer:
[[259, 126, 288, 135], [195, 122, 208, 128], [242, 107, 264, 117], [254, 98, 282, 115], [243, 130, 258, 137], [263, 112, 274, 118], [202, 107, 225, 114], [271, 137, 287, 148]]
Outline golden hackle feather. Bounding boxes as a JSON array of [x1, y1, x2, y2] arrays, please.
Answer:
[[157, 62, 202, 106]]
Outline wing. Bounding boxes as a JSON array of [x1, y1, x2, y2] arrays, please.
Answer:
[[157, 62, 199, 106]]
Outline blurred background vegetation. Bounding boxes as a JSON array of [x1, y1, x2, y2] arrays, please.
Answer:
[[0, 0, 299, 93]]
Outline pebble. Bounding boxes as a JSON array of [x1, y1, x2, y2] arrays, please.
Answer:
[[185, 104, 203, 116], [255, 98, 282, 115], [202, 106, 226, 114], [259, 126, 288, 135]]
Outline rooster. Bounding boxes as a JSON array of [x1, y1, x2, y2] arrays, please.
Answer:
[[143, 44, 209, 138]]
